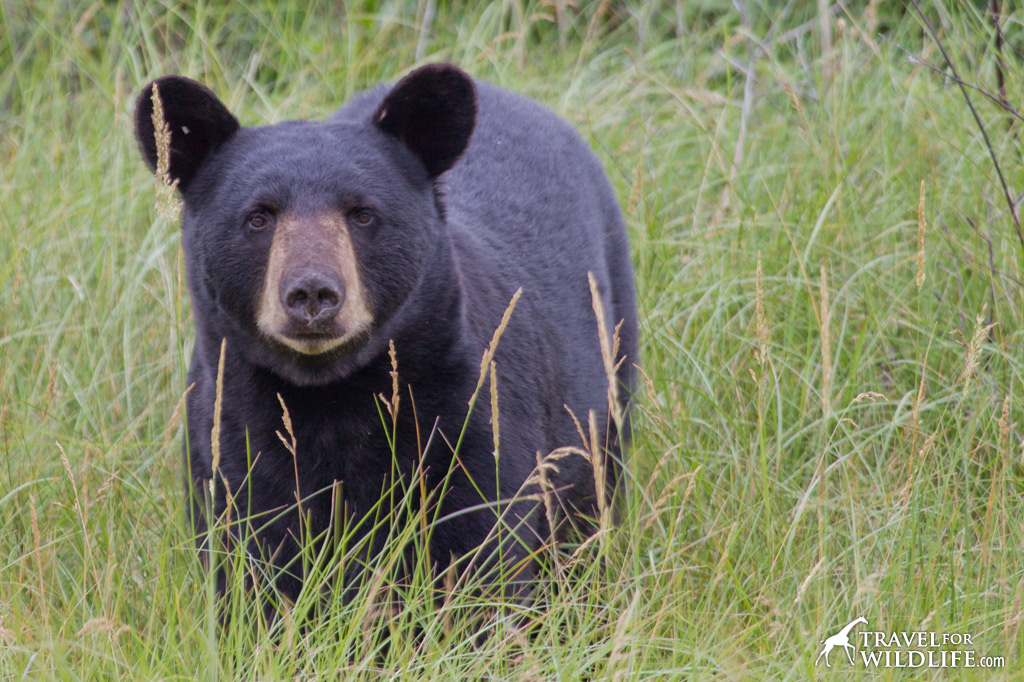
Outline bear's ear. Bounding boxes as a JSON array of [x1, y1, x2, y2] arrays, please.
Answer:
[[373, 64, 476, 178], [134, 76, 240, 191]]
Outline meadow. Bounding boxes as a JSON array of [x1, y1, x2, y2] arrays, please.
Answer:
[[2, 1, 1024, 679]]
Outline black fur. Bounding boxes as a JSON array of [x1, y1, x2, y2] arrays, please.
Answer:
[[134, 64, 638, 608], [373, 64, 477, 179]]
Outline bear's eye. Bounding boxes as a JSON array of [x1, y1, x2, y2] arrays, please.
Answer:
[[246, 211, 272, 231], [350, 209, 375, 227]]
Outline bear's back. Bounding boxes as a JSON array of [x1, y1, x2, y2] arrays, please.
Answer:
[[332, 76, 635, 412], [332, 79, 620, 266], [447, 81, 616, 261]]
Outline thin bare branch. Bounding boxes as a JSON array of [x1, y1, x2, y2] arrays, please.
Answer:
[[909, 0, 1024, 250], [884, 35, 1024, 124]]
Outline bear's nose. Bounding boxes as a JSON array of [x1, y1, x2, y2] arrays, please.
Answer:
[[281, 268, 345, 325]]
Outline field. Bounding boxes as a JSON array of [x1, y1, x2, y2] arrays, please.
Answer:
[[2, 1, 1024, 679]]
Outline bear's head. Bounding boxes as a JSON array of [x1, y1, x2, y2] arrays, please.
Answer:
[[134, 65, 477, 385]]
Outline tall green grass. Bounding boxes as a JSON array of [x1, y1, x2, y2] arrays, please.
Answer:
[[2, 1, 1023, 679]]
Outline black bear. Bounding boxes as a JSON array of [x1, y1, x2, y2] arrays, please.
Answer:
[[134, 64, 637, 608]]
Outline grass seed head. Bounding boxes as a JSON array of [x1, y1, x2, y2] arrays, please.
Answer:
[[150, 83, 182, 221], [210, 338, 227, 504], [489, 361, 500, 462], [755, 251, 770, 365], [955, 304, 995, 394], [997, 394, 1011, 456], [378, 339, 401, 421]]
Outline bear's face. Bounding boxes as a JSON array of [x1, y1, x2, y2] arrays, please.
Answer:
[[181, 122, 435, 381], [135, 66, 476, 385]]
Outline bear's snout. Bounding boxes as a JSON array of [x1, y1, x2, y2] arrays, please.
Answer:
[[255, 211, 374, 356], [281, 267, 345, 326]]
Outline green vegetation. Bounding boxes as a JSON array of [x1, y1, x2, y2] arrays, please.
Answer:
[[2, 1, 1023, 679]]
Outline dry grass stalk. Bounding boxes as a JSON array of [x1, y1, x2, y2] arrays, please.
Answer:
[[56, 440, 85, 529], [710, 521, 738, 591], [94, 470, 118, 504], [442, 551, 458, 635], [160, 382, 195, 452], [150, 83, 181, 221], [916, 179, 926, 288], [209, 338, 227, 500], [378, 339, 401, 421], [671, 466, 700, 532], [472, 288, 521, 401], [609, 589, 641, 682], [794, 556, 825, 605], [30, 492, 45, 603], [275, 393, 296, 456], [866, 0, 880, 34], [899, 430, 939, 508], [489, 361, 500, 462], [77, 616, 130, 638], [639, 442, 681, 509], [29, 492, 41, 554], [42, 359, 58, 419], [981, 393, 1013, 561], [587, 272, 623, 427], [643, 466, 700, 532], [524, 445, 585, 555], [564, 403, 588, 451], [819, 0, 833, 67], [781, 78, 805, 118], [275, 393, 304, 514], [755, 251, 770, 365], [713, 6, 756, 225], [588, 410, 610, 534], [955, 304, 996, 394], [221, 472, 235, 527], [997, 393, 1011, 456], [819, 264, 831, 416], [535, 449, 561, 568]]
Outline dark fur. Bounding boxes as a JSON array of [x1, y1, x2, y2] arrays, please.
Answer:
[[134, 64, 638, 606]]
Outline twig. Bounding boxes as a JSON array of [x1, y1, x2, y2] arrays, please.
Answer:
[[818, 0, 832, 72], [713, 1, 758, 224], [415, 0, 436, 62], [778, 2, 841, 43], [883, 35, 1024, 124], [909, 0, 1024, 250], [713, 0, 804, 225], [990, 0, 1007, 109]]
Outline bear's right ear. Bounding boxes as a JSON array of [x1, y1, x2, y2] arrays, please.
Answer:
[[134, 76, 239, 191]]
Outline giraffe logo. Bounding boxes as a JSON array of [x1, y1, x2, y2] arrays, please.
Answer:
[[815, 616, 868, 667]]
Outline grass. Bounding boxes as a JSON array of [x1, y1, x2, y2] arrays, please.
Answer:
[[2, 1, 1024, 679]]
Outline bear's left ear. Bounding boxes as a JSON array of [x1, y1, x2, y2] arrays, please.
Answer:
[[373, 64, 476, 178]]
